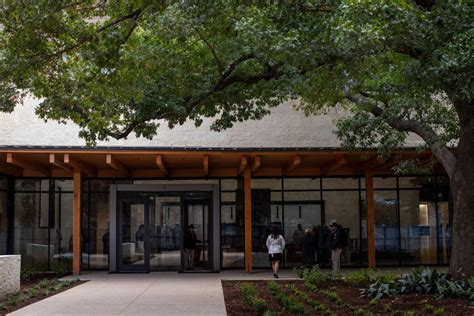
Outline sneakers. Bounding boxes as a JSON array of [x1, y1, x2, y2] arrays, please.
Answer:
[[273, 274, 279, 279]]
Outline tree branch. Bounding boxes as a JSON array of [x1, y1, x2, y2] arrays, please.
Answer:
[[195, 30, 224, 73], [343, 85, 457, 178]]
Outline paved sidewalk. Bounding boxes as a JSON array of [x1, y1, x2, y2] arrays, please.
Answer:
[[8, 270, 298, 316]]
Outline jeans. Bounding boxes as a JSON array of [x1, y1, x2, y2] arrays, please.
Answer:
[[331, 248, 342, 273], [184, 248, 195, 269]]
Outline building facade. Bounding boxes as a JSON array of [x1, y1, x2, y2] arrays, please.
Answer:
[[0, 99, 452, 274]]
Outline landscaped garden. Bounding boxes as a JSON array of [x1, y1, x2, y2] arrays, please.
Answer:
[[223, 267, 474, 315], [0, 259, 82, 315]]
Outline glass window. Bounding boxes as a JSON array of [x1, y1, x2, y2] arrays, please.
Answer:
[[15, 179, 41, 191], [283, 203, 322, 268], [221, 190, 244, 268], [54, 179, 73, 192], [323, 177, 358, 190], [373, 190, 399, 266], [374, 177, 397, 189], [399, 190, 437, 265], [83, 193, 110, 269], [0, 191, 7, 255], [251, 188, 282, 268], [284, 191, 320, 201], [51, 191, 73, 272], [284, 178, 320, 190], [14, 192, 50, 268], [221, 179, 238, 191], [437, 201, 451, 264], [251, 178, 281, 190], [0, 177, 7, 190], [89, 180, 112, 192], [323, 191, 360, 267]]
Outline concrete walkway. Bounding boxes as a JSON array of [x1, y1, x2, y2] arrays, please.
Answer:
[[8, 270, 298, 316]]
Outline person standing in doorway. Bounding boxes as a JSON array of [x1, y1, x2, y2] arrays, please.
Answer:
[[302, 228, 317, 267], [183, 224, 197, 270], [266, 227, 286, 278], [329, 220, 344, 273]]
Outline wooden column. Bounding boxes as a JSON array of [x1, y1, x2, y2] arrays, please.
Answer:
[[72, 169, 82, 275], [365, 170, 376, 269], [243, 167, 252, 273]]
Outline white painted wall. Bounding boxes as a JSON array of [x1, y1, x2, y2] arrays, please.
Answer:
[[0, 97, 424, 148]]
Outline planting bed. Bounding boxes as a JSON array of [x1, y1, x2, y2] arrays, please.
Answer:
[[0, 277, 83, 315], [222, 280, 473, 315]]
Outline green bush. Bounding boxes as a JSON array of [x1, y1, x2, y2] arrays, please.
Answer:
[[434, 307, 445, 316], [360, 280, 395, 300], [240, 283, 269, 315]]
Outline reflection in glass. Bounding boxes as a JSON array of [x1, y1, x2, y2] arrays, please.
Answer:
[[373, 191, 399, 265], [150, 196, 181, 270], [0, 191, 8, 254], [121, 203, 145, 266]]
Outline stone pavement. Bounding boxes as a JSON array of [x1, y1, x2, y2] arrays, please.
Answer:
[[8, 270, 298, 316]]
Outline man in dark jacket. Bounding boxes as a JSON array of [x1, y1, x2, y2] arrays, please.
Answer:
[[329, 220, 344, 273], [302, 229, 317, 267], [184, 224, 197, 269]]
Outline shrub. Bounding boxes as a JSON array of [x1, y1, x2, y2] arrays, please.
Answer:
[[360, 280, 395, 300], [433, 307, 444, 316], [20, 265, 41, 282], [0, 304, 5, 311], [50, 258, 72, 277], [240, 283, 268, 315]]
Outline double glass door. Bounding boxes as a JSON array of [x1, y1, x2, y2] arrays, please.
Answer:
[[117, 192, 212, 272]]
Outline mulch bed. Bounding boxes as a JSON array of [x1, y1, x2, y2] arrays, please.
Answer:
[[0, 277, 85, 316], [222, 279, 474, 315]]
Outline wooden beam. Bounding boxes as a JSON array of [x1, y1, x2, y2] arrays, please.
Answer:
[[155, 154, 168, 176], [365, 170, 376, 269], [374, 159, 399, 173], [49, 154, 73, 171], [203, 155, 209, 177], [321, 156, 348, 175], [63, 154, 96, 176], [6, 153, 50, 176], [243, 166, 252, 273], [72, 169, 82, 275], [251, 155, 261, 173], [106, 154, 129, 177], [0, 161, 22, 176], [238, 156, 248, 175], [283, 154, 301, 174]]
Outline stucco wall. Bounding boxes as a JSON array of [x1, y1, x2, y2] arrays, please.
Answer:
[[0, 255, 21, 299], [0, 97, 424, 148]]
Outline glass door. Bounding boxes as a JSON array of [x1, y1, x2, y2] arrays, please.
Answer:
[[149, 196, 182, 270], [117, 194, 150, 272], [182, 197, 212, 271]]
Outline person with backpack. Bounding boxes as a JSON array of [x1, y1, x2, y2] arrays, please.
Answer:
[[329, 220, 347, 273]]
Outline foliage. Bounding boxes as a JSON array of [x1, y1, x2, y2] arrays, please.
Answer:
[[434, 307, 445, 316], [359, 280, 395, 301], [424, 304, 435, 314], [345, 269, 397, 285], [240, 283, 269, 315], [20, 265, 42, 282], [285, 284, 328, 313], [267, 281, 306, 314], [361, 267, 474, 304]]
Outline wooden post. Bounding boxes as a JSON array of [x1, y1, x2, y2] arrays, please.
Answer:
[[243, 167, 252, 273], [73, 169, 82, 275], [365, 170, 376, 269]]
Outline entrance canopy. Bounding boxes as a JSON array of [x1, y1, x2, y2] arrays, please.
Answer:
[[0, 147, 438, 178]]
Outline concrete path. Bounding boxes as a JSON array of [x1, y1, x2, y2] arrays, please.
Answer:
[[8, 270, 298, 316]]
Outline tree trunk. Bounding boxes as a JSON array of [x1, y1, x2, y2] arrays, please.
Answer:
[[449, 100, 474, 279]]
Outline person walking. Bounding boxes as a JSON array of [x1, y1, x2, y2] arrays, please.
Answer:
[[329, 220, 345, 273], [183, 224, 197, 270], [302, 228, 317, 267], [266, 227, 286, 278]]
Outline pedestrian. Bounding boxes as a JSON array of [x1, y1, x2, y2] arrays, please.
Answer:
[[302, 228, 316, 267], [183, 224, 197, 270], [266, 227, 286, 278], [329, 220, 345, 273]]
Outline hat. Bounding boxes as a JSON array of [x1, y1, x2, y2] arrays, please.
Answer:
[[188, 224, 195, 229], [329, 219, 337, 227]]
